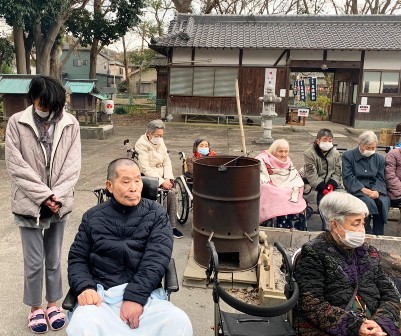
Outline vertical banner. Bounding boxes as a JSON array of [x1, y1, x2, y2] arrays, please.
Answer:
[[309, 77, 317, 101], [293, 80, 298, 96], [264, 68, 277, 94], [299, 80, 306, 101]]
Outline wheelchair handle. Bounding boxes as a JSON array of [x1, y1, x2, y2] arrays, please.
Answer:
[[274, 242, 294, 273], [215, 279, 299, 317]]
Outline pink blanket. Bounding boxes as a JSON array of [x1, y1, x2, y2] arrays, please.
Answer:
[[256, 151, 306, 223]]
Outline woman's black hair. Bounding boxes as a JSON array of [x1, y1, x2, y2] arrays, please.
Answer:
[[193, 136, 210, 153], [28, 76, 66, 115]]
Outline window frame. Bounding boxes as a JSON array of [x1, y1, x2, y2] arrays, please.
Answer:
[[362, 70, 400, 95], [169, 66, 238, 97]]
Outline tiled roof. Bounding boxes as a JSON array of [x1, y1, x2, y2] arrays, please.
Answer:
[[0, 77, 33, 94], [150, 14, 401, 52], [65, 81, 95, 94], [149, 56, 168, 67]]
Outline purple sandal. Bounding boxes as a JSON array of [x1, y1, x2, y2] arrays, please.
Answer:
[[28, 309, 48, 334]]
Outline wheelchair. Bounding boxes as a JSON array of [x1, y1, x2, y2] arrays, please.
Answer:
[[62, 176, 179, 311], [206, 240, 299, 336], [174, 151, 194, 225], [124, 139, 192, 225]]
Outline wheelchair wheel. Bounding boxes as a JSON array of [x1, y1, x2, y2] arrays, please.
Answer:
[[175, 177, 189, 224]]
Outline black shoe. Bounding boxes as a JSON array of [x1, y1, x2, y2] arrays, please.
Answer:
[[173, 227, 183, 239]]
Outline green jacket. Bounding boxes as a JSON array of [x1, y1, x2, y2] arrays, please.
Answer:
[[303, 143, 343, 193]]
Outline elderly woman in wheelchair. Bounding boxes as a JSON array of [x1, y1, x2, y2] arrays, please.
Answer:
[[65, 159, 192, 335], [294, 191, 400, 336], [256, 139, 307, 230]]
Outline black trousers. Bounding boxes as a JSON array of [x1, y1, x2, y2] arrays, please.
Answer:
[[365, 198, 385, 235]]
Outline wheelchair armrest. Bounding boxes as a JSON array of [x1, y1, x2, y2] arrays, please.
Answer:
[[63, 259, 179, 312], [62, 288, 77, 312], [141, 176, 159, 201], [164, 258, 179, 294]]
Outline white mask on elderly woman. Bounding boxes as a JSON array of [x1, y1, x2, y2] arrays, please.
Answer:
[[337, 224, 365, 248], [362, 150, 375, 157], [150, 137, 162, 145]]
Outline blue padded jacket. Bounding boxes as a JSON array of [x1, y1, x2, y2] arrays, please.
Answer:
[[68, 196, 173, 306]]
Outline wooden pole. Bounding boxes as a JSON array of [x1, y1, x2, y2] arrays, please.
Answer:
[[235, 78, 247, 156]]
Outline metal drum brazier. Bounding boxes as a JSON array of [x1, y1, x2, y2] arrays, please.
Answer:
[[192, 156, 260, 271]]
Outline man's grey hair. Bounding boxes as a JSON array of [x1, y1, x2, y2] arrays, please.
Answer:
[[107, 158, 139, 181], [359, 130, 378, 146], [267, 139, 289, 155], [146, 119, 165, 134], [319, 191, 369, 229]]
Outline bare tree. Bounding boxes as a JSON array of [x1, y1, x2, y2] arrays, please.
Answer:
[[328, 0, 401, 14]]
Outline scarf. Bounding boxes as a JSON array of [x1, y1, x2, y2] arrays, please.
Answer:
[[32, 107, 62, 167]]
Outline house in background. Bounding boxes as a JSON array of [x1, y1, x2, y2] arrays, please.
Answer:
[[149, 14, 401, 128], [109, 60, 126, 87], [62, 43, 124, 93], [128, 67, 157, 94]]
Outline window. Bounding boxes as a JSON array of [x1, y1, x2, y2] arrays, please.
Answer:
[[73, 59, 82, 67], [170, 67, 238, 97], [363, 71, 400, 94], [82, 60, 89, 66], [119, 67, 124, 75]]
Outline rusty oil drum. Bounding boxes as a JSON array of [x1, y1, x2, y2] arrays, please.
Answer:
[[192, 156, 260, 271]]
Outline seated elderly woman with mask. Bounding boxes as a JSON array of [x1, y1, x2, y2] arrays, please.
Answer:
[[342, 131, 390, 235], [295, 192, 400, 336]]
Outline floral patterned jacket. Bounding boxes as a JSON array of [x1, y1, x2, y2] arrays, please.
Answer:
[[294, 232, 400, 336]]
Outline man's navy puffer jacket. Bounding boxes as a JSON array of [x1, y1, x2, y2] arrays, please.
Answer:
[[68, 196, 173, 306]]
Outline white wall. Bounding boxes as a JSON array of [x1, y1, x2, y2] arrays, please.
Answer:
[[242, 49, 286, 66], [327, 50, 361, 61], [172, 48, 192, 63], [290, 50, 323, 60], [195, 49, 239, 65], [364, 51, 401, 70]]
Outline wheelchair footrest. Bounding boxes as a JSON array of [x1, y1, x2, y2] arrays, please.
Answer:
[[220, 311, 297, 336]]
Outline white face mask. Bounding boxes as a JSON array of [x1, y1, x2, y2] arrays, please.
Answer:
[[362, 150, 375, 157], [150, 137, 162, 145], [35, 109, 50, 118], [337, 224, 365, 248], [319, 141, 333, 152]]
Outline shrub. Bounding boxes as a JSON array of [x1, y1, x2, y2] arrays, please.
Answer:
[[114, 106, 128, 115]]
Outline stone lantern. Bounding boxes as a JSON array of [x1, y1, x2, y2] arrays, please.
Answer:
[[255, 86, 282, 144]]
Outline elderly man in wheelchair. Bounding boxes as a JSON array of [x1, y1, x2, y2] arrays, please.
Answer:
[[65, 158, 192, 335]]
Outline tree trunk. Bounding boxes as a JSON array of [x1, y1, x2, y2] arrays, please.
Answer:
[[24, 31, 34, 74], [122, 36, 130, 93], [89, 39, 100, 79], [50, 44, 62, 80], [13, 26, 27, 74]]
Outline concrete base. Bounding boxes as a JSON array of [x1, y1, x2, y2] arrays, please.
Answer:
[[80, 125, 114, 140], [254, 138, 274, 144], [183, 242, 257, 288], [0, 142, 4, 160]]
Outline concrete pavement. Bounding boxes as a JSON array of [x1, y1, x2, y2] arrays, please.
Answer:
[[0, 120, 399, 335]]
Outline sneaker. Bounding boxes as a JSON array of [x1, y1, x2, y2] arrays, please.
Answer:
[[173, 227, 184, 239]]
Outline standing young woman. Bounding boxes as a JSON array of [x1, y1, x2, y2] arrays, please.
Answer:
[[5, 76, 81, 333]]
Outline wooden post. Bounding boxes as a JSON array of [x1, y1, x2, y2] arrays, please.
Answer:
[[235, 78, 247, 156]]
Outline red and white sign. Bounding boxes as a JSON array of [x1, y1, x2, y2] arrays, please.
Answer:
[[297, 108, 309, 117], [358, 105, 370, 113], [264, 68, 277, 94]]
